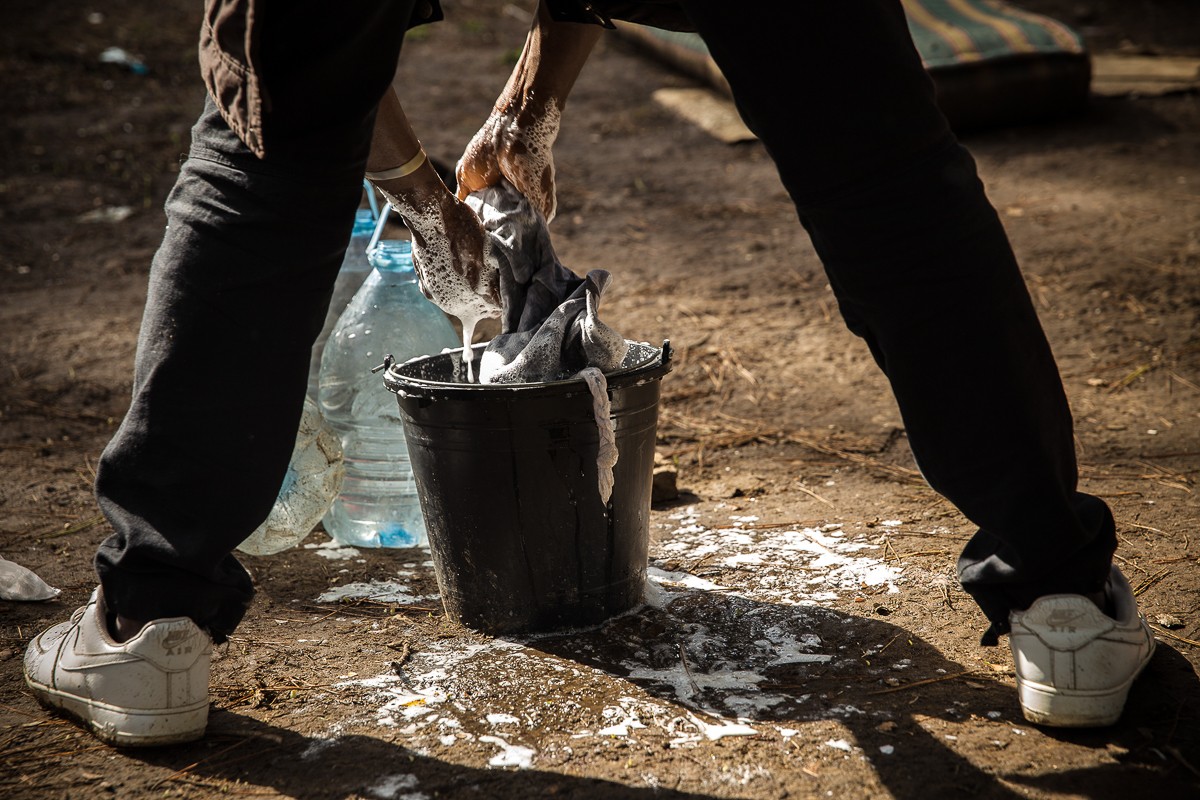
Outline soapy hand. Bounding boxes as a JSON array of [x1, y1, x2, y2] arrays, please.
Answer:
[[456, 103, 561, 224], [375, 181, 502, 322]]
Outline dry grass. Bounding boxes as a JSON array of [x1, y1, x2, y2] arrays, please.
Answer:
[[659, 408, 926, 486]]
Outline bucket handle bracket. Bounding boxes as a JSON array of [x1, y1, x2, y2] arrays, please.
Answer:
[[371, 353, 395, 374]]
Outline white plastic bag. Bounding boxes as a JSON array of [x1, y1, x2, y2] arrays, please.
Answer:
[[0, 556, 61, 601], [238, 397, 344, 556]]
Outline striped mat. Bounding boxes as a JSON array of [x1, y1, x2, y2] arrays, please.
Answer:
[[904, 0, 1084, 69]]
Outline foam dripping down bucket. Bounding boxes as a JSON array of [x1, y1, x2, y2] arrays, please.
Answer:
[[383, 340, 672, 634]]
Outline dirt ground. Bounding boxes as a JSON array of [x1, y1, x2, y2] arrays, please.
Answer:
[[3, 1, 1200, 798]]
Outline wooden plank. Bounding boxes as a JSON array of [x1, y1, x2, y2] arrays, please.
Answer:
[[651, 88, 757, 145], [1090, 54, 1200, 97]]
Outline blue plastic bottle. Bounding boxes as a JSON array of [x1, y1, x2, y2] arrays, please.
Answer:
[[307, 200, 377, 399], [318, 235, 460, 547]]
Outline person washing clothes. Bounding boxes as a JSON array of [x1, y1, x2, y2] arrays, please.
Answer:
[[25, 0, 1153, 746]]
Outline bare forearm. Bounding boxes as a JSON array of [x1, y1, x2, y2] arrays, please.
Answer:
[[367, 87, 424, 175], [497, 0, 603, 118], [366, 86, 447, 221], [364, 87, 497, 313], [454, 1, 602, 218]]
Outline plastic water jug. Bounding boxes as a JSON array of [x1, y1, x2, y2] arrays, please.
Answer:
[[237, 396, 344, 556], [306, 199, 376, 399], [237, 193, 378, 556], [318, 213, 460, 547]]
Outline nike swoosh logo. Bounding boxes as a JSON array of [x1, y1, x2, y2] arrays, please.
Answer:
[[161, 629, 196, 652]]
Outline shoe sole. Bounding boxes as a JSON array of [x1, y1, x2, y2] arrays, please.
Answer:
[[28, 678, 208, 747], [1016, 639, 1155, 728]]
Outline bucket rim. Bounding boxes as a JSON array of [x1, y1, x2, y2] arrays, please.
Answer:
[[384, 339, 672, 399]]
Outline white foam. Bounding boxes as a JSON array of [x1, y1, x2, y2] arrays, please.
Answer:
[[323, 511, 914, 756], [676, 712, 758, 743], [461, 317, 478, 383], [647, 566, 727, 593], [722, 553, 765, 567], [365, 774, 425, 800], [761, 628, 832, 666], [656, 521, 904, 605], [723, 693, 787, 716], [486, 713, 520, 726], [479, 735, 536, 769], [625, 664, 766, 703], [300, 735, 341, 760], [304, 541, 362, 561], [316, 579, 433, 604], [828, 704, 866, 717], [596, 701, 650, 737], [641, 578, 673, 609], [493, 103, 561, 223]]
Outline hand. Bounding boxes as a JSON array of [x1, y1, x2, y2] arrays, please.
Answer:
[[455, 0, 603, 221], [374, 173, 502, 322], [365, 89, 501, 323], [456, 102, 560, 223]]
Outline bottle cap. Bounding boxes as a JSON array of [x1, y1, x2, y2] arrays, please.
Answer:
[[351, 208, 377, 236], [368, 239, 416, 273]]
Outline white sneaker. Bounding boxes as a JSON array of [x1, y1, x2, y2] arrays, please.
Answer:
[[24, 588, 212, 746], [1009, 566, 1155, 727]]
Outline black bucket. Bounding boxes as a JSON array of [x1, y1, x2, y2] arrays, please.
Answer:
[[383, 340, 672, 634]]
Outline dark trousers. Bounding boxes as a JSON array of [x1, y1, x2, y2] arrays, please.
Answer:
[[94, 1, 415, 640], [95, 0, 1114, 643]]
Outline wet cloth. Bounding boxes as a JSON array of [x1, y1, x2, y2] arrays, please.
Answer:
[[464, 181, 629, 385], [465, 181, 629, 501]]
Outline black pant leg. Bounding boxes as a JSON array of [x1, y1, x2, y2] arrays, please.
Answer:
[[94, 1, 418, 641], [679, 1, 1115, 638]]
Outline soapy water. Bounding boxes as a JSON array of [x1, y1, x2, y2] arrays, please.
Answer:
[[460, 317, 479, 384], [318, 513, 910, 767], [377, 162, 645, 498], [385, 97, 562, 379], [397, 340, 660, 387]]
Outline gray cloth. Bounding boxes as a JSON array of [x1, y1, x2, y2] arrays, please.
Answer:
[[465, 182, 629, 384]]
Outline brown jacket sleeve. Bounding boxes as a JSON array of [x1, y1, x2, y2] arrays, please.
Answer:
[[198, 0, 443, 159]]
